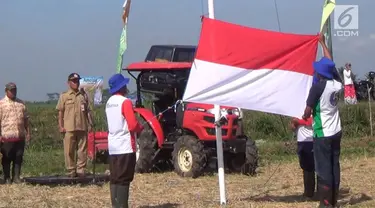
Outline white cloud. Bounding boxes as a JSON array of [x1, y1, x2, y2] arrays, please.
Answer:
[[370, 34, 375, 40]]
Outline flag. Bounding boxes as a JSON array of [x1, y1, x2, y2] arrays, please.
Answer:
[[116, 0, 132, 73], [116, 27, 127, 73], [320, 0, 335, 57], [183, 18, 319, 118], [320, 0, 335, 32]]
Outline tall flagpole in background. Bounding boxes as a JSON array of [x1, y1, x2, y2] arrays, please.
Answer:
[[325, 15, 333, 59], [320, 0, 341, 82], [207, 0, 227, 205], [116, 0, 131, 73], [320, 0, 335, 60]]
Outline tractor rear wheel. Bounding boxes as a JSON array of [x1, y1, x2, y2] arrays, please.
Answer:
[[241, 138, 259, 176], [135, 116, 158, 173], [172, 135, 207, 178], [226, 152, 246, 172]]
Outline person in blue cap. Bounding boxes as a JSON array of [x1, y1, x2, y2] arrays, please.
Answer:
[[302, 34, 343, 207], [105, 73, 143, 208]]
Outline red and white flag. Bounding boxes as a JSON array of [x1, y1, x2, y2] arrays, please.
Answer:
[[183, 17, 319, 118]]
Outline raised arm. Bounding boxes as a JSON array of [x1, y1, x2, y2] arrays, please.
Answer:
[[319, 33, 333, 60]]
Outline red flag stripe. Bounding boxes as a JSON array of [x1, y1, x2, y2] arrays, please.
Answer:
[[195, 17, 318, 76]]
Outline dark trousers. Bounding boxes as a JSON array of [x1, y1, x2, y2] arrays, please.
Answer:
[[297, 142, 315, 172], [109, 153, 136, 186], [109, 153, 136, 208], [297, 141, 316, 197], [313, 131, 342, 190], [0, 140, 26, 179]]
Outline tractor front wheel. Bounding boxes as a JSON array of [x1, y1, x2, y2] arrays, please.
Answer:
[[172, 135, 207, 178]]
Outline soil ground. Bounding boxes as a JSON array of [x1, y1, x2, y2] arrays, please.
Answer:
[[0, 156, 374, 208]]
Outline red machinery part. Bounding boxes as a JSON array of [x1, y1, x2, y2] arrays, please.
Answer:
[[87, 131, 109, 160], [134, 108, 165, 147]]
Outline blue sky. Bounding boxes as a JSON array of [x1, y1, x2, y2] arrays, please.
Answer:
[[1, 0, 374, 101]]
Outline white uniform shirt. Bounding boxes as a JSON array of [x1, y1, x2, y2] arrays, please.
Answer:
[[343, 69, 353, 85], [105, 95, 135, 155]]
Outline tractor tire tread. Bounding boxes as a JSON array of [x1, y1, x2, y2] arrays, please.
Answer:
[[172, 135, 207, 178], [135, 116, 157, 173]]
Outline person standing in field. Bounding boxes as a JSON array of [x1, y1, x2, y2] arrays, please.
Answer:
[[302, 34, 343, 207], [105, 73, 143, 208], [289, 74, 319, 200], [0, 82, 30, 184], [290, 116, 316, 199], [56, 73, 93, 178], [343, 63, 357, 104]]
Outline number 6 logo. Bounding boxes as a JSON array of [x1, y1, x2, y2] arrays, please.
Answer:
[[338, 7, 354, 28], [334, 5, 359, 30]]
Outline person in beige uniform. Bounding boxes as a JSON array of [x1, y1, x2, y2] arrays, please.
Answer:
[[56, 73, 93, 178]]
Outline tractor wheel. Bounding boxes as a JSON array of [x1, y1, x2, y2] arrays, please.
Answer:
[[226, 152, 246, 173], [172, 135, 207, 178], [241, 138, 259, 176], [135, 116, 158, 173]]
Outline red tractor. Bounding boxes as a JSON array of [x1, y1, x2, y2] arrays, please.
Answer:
[[127, 63, 259, 178], [88, 45, 259, 178]]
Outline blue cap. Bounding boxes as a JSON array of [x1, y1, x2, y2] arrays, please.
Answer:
[[313, 57, 335, 80], [108, 74, 130, 94]]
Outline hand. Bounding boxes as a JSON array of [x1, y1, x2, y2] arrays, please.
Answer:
[[59, 126, 66, 133], [291, 118, 299, 125], [318, 33, 325, 44], [26, 133, 31, 142], [289, 122, 296, 131]]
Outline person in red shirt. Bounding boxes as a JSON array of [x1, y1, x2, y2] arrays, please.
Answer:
[[291, 116, 316, 199], [105, 73, 143, 208]]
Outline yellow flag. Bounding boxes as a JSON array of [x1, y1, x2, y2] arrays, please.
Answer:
[[320, 0, 335, 32]]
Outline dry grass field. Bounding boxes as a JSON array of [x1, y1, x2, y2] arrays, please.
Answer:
[[0, 156, 374, 208]]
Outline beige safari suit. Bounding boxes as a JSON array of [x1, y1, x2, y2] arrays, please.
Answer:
[[56, 89, 90, 174]]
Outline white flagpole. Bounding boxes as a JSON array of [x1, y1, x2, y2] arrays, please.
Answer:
[[207, 0, 227, 205]]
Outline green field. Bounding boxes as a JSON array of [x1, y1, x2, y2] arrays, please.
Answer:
[[21, 101, 375, 175]]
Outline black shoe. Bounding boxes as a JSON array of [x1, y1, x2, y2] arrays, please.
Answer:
[[110, 184, 118, 208], [12, 164, 22, 184], [4, 178, 12, 185], [332, 188, 339, 207], [2, 163, 11, 184], [116, 185, 130, 208], [303, 170, 316, 198], [318, 184, 334, 208]]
